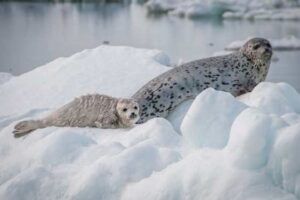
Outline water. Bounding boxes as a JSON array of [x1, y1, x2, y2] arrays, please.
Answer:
[[0, 2, 299, 90]]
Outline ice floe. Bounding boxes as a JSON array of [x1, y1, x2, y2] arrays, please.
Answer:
[[1, 45, 300, 200]]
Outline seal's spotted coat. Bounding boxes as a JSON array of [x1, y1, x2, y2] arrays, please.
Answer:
[[132, 38, 272, 123]]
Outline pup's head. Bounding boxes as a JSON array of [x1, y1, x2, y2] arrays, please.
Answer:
[[240, 38, 272, 65], [116, 98, 140, 127]]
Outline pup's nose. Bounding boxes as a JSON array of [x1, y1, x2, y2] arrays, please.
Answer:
[[130, 113, 137, 119]]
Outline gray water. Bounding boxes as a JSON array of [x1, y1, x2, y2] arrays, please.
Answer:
[[0, 2, 299, 90]]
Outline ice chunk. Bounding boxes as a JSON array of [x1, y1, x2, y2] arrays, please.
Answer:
[[121, 118, 182, 147], [240, 82, 300, 116], [225, 36, 300, 51], [66, 133, 181, 200], [32, 129, 97, 166], [167, 99, 194, 133], [223, 8, 300, 20], [0, 45, 300, 200], [226, 108, 287, 169], [122, 149, 297, 200], [281, 113, 300, 125], [0, 167, 56, 200], [0, 73, 13, 85], [181, 88, 247, 149], [268, 122, 300, 198], [67, 144, 179, 199]]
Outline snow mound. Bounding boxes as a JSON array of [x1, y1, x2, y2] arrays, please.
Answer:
[[268, 122, 300, 197], [239, 82, 300, 115], [0, 73, 13, 85], [225, 36, 300, 51], [181, 88, 247, 148], [1, 45, 300, 200], [0, 45, 170, 116], [226, 108, 287, 170]]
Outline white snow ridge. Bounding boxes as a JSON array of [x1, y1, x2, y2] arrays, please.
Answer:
[[1, 45, 300, 200]]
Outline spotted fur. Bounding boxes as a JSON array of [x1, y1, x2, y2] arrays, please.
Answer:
[[132, 38, 272, 123]]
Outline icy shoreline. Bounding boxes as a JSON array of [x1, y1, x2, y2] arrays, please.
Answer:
[[1, 45, 300, 200]]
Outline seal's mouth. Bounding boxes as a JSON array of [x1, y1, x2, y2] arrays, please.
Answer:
[[129, 114, 140, 125], [130, 113, 137, 119], [263, 47, 272, 57]]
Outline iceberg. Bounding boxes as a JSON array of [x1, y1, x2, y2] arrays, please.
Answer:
[[1, 45, 300, 200]]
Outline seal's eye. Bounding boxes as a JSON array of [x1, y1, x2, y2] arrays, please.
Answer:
[[266, 43, 271, 48], [253, 44, 260, 50], [123, 108, 127, 112], [134, 106, 138, 110]]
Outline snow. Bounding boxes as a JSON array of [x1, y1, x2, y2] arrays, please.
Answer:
[[225, 36, 300, 51], [181, 88, 247, 149], [225, 108, 287, 170], [1, 45, 300, 200], [145, 0, 300, 20], [239, 82, 300, 115], [0, 72, 13, 85], [0, 45, 170, 117]]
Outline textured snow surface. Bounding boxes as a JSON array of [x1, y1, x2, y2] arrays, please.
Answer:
[[0, 72, 13, 85], [0, 45, 170, 116], [1, 45, 300, 200], [145, 0, 300, 20]]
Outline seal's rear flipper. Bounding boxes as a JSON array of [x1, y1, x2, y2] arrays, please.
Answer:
[[13, 120, 43, 138], [13, 128, 33, 138]]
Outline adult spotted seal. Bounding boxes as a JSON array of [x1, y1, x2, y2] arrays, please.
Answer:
[[133, 38, 272, 123], [13, 94, 140, 137]]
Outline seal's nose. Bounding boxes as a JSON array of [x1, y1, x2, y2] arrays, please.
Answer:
[[130, 113, 137, 119], [264, 47, 272, 55], [265, 47, 271, 52]]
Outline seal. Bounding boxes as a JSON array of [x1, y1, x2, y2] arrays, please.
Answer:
[[132, 38, 272, 123], [13, 94, 140, 137]]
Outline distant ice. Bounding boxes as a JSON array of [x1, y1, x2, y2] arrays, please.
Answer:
[[145, 0, 300, 20], [225, 36, 300, 51], [223, 8, 300, 20], [1, 45, 300, 200], [146, 0, 233, 17]]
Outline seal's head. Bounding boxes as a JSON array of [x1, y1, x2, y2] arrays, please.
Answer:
[[240, 38, 272, 65], [116, 98, 140, 127]]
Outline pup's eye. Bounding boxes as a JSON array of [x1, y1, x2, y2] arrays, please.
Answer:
[[123, 108, 127, 112], [253, 44, 260, 50], [266, 43, 271, 48], [134, 106, 138, 110]]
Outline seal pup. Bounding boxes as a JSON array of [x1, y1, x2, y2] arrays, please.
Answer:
[[133, 38, 272, 123], [13, 94, 140, 137]]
